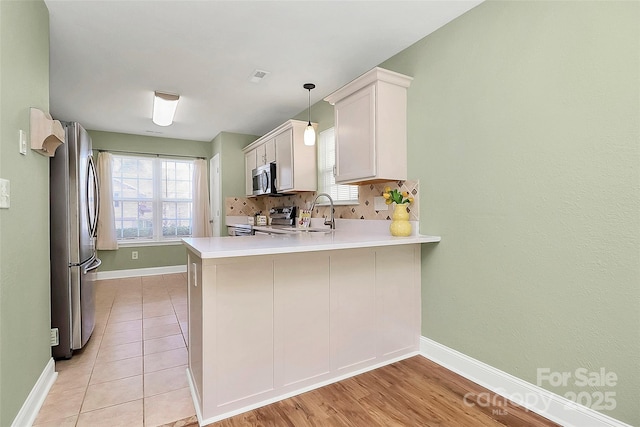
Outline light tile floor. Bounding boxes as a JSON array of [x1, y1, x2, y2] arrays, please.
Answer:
[[33, 273, 196, 427]]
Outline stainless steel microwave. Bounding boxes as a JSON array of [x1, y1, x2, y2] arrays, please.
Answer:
[[252, 163, 278, 196]]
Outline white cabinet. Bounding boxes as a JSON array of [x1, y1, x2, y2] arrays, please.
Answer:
[[186, 244, 421, 423], [275, 129, 293, 191], [330, 250, 377, 371], [244, 138, 274, 196], [274, 254, 330, 387], [215, 260, 275, 406], [324, 67, 413, 185], [242, 119, 317, 195], [375, 245, 421, 358], [244, 149, 256, 196], [186, 254, 203, 409], [256, 138, 276, 167]]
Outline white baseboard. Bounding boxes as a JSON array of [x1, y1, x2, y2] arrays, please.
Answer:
[[11, 358, 57, 427], [96, 264, 186, 280], [188, 352, 420, 426], [420, 337, 631, 427]]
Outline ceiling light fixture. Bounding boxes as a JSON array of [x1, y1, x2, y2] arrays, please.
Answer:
[[303, 83, 316, 146], [152, 91, 180, 126]]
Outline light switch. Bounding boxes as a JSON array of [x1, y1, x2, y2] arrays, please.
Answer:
[[374, 196, 389, 211], [0, 179, 10, 209], [19, 130, 27, 155]]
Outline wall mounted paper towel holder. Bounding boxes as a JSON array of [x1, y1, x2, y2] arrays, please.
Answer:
[[30, 108, 64, 157]]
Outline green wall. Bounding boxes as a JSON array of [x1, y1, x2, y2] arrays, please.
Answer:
[[380, 1, 639, 424], [97, 244, 188, 272], [292, 99, 334, 135], [295, 2, 639, 423], [89, 130, 212, 159], [0, 0, 53, 425], [89, 130, 211, 271], [213, 131, 258, 236]]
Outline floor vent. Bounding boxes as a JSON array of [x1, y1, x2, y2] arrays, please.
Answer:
[[50, 328, 59, 346]]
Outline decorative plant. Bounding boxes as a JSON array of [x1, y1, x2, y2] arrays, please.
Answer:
[[382, 187, 413, 205]]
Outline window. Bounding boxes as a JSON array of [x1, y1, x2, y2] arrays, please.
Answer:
[[111, 155, 194, 242], [317, 128, 358, 204]]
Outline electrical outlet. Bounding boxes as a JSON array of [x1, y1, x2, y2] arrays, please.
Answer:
[[131, 251, 138, 260], [374, 196, 389, 211]]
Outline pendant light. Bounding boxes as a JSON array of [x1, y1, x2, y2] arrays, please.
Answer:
[[303, 83, 316, 146]]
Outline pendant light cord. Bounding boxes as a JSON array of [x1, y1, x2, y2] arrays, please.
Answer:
[[307, 87, 311, 125], [303, 83, 315, 126]]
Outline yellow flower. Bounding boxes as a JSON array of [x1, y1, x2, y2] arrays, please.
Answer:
[[381, 187, 413, 204]]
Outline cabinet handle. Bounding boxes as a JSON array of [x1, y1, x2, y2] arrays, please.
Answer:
[[333, 165, 337, 177]]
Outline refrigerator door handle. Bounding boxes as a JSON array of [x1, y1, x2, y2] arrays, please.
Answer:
[[93, 157, 100, 237], [86, 155, 100, 239], [84, 257, 101, 274]]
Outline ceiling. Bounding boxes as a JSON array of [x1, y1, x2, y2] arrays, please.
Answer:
[[45, 0, 482, 142]]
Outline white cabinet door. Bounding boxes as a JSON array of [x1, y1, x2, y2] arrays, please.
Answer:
[[187, 253, 203, 410], [244, 149, 256, 196], [334, 84, 376, 183], [256, 139, 276, 167], [274, 254, 330, 387], [275, 129, 293, 191], [265, 138, 276, 164], [214, 259, 274, 407], [375, 245, 420, 358], [329, 250, 377, 371]]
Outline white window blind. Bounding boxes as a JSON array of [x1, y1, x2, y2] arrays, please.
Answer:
[[111, 154, 194, 242], [317, 128, 359, 205]]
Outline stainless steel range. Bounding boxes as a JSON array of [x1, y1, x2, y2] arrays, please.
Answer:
[[269, 206, 297, 227]]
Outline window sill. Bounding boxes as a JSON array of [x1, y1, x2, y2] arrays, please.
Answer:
[[115, 240, 186, 248]]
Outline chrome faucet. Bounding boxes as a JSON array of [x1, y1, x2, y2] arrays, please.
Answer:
[[310, 193, 335, 230]]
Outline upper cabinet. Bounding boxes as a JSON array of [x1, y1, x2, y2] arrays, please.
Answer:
[[256, 138, 276, 167], [242, 119, 317, 196], [274, 128, 293, 191], [324, 67, 413, 185], [244, 149, 257, 196]]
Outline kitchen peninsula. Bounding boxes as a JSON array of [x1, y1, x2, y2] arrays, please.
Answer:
[[182, 230, 440, 425]]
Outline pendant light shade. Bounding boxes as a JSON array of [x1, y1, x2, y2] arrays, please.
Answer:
[[303, 83, 316, 146]]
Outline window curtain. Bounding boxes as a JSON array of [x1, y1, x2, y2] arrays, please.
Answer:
[[192, 159, 212, 238], [96, 152, 119, 250]]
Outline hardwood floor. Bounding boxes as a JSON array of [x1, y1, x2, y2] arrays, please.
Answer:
[[174, 356, 558, 427]]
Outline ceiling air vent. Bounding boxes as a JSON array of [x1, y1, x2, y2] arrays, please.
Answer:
[[249, 69, 270, 83]]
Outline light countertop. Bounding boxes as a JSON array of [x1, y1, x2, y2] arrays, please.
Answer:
[[182, 230, 440, 259]]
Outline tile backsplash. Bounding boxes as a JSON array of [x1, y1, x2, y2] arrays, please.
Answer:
[[225, 180, 419, 222]]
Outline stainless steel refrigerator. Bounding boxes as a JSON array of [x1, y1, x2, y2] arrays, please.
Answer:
[[50, 121, 101, 359]]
